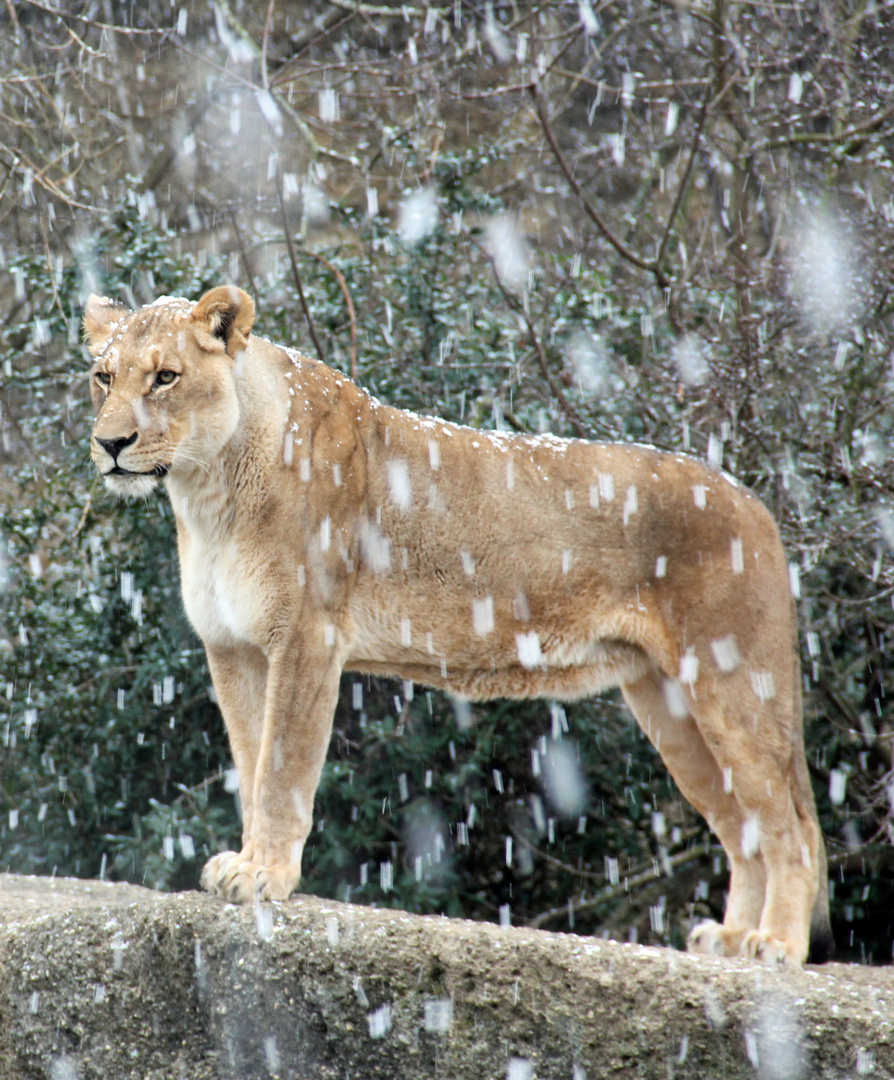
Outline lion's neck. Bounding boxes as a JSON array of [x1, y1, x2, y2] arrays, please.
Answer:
[[166, 421, 264, 535], [166, 455, 238, 537], [166, 355, 284, 536]]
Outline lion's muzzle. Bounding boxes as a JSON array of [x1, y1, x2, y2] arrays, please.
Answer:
[[95, 432, 138, 461]]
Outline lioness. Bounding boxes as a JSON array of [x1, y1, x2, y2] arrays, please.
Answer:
[[85, 285, 830, 966]]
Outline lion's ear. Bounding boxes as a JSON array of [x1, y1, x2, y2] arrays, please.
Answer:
[[191, 286, 255, 359], [83, 294, 130, 355]]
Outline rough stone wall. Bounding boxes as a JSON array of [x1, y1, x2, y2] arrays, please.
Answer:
[[0, 874, 890, 1080]]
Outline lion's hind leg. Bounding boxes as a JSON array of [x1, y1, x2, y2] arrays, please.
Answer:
[[688, 675, 820, 967], [622, 665, 819, 966], [620, 669, 768, 958]]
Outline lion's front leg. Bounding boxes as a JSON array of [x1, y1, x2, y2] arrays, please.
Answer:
[[203, 643, 268, 844], [201, 628, 345, 905]]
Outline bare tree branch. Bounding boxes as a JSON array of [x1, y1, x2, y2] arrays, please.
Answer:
[[529, 81, 669, 290], [274, 167, 326, 363]]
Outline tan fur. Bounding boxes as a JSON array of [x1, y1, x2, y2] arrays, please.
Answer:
[[85, 286, 829, 965]]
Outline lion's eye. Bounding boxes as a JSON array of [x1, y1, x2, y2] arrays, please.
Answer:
[[154, 370, 178, 387], [95, 371, 111, 388]]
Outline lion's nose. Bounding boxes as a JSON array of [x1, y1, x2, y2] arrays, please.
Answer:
[[95, 433, 137, 460]]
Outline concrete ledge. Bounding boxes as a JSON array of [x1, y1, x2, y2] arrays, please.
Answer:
[[0, 873, 890, 1079]]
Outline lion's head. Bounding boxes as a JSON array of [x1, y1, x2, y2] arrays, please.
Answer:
[[84, 286, 255, 497]]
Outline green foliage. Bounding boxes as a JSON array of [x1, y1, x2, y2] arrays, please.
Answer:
[[0, 205, 234, 889], [0, 189, 680, 937], [1, 153, 892, 964]]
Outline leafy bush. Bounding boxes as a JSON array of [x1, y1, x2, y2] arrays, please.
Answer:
[[1, 147, 892, 963]]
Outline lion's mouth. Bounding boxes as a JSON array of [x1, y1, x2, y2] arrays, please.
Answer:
[[105, 464, 170, 478]]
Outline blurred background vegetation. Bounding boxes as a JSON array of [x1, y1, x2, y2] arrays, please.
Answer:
[[1, 0, 893, 962]]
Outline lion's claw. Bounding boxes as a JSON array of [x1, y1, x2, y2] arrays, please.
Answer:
[[201, 850, 300, 904]]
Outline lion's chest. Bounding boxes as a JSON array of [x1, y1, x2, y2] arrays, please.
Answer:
[[179, 538, 263, 649]]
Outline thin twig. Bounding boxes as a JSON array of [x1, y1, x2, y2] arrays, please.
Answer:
[[527, 842, 714, 930], [303, 250, 358, 381], [2, 146, 96, 210], [471, 234, 592, 439], [261, 0, 276, 89], [39, 214, 70, 330], [227, 208, 259, 298], [460, 25, 584, 102], [529, 81, 667, 286], [73, 494, 92, 537], [755, 104, 894, 153], [17, 0, 162, 33], [3, 0, 21, 39], [270, 9, 358, 82], [275, 168, 325, 363], [513, 822, 705, 885], [514, 309, 589, 438], [654, 76, 716, 277], [323, 0, 424, 15]]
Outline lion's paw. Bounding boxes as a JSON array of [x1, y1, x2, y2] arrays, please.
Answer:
[[688, 921, 805, 967], [687, 920, 748, 958], [200, 850, 300, 904], [740, 929, 805, 968]]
